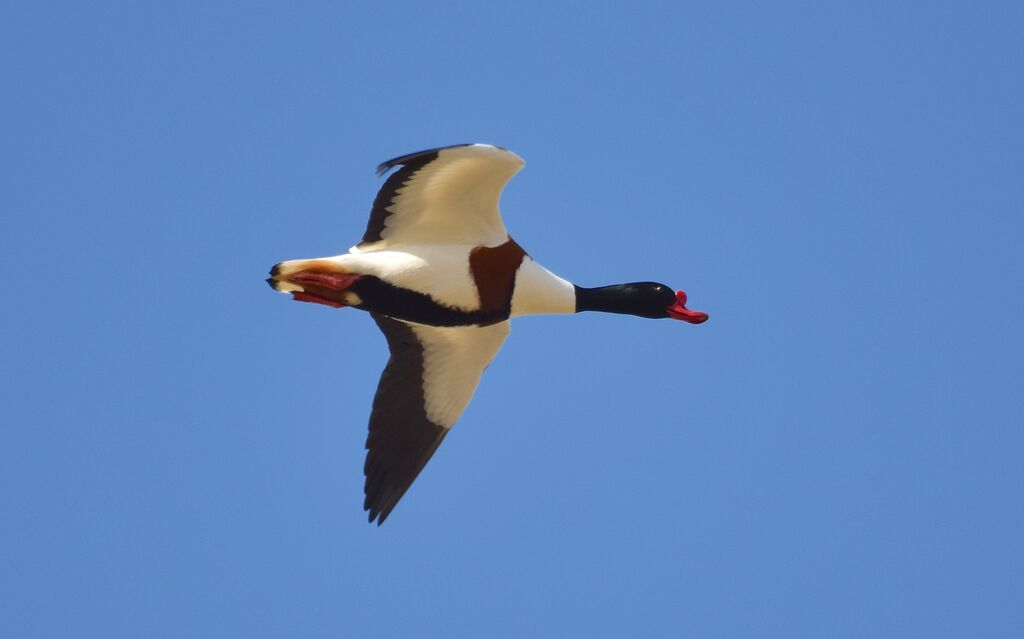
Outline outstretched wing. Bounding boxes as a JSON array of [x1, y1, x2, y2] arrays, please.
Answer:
[[364, 313, 510, 524], [355, 144, 524, 251]]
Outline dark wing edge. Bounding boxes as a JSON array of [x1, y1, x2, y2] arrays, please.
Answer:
[[361, 144, 473, 245], [374, 144, 474, 177], [363, 313, 449, 525]]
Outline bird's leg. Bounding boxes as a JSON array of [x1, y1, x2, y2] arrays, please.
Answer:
[[266, 258, 363, 309]]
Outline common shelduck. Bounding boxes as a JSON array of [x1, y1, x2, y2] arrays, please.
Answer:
[[267, 144, 708, 524]]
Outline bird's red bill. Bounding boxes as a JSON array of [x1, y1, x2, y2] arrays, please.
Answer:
[[666, 289, 708, 324]]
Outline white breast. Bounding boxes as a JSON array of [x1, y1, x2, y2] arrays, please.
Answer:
[[510, 257, 576, 317]]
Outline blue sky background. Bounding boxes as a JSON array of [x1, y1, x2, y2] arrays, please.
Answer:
[[2, 1, 1022, 637]]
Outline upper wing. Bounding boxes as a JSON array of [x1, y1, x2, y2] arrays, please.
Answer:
[[355, 144, 524, 251], [364, 313, 510, 524]]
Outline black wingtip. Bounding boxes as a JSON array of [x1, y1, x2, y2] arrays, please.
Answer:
[[364, 485, 398, 526], [368, 507, 392, 526], [365, 505, 390, 526]]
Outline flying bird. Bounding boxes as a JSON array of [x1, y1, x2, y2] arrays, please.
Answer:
[[267, 144, 708, 524]]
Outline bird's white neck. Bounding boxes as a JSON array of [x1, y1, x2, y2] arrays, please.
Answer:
[[510, 257, 576, 317]]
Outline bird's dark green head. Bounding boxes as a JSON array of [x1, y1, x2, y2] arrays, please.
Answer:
[[574, 282, 708, 323]]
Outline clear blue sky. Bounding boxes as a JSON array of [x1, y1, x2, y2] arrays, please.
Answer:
[[2, 2, 1022, 637]]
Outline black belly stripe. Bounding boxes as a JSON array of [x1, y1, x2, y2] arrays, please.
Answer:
[[349, 276, 505, 327]]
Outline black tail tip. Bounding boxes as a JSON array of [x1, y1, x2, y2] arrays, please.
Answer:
[[269, 263, 281, 277]]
